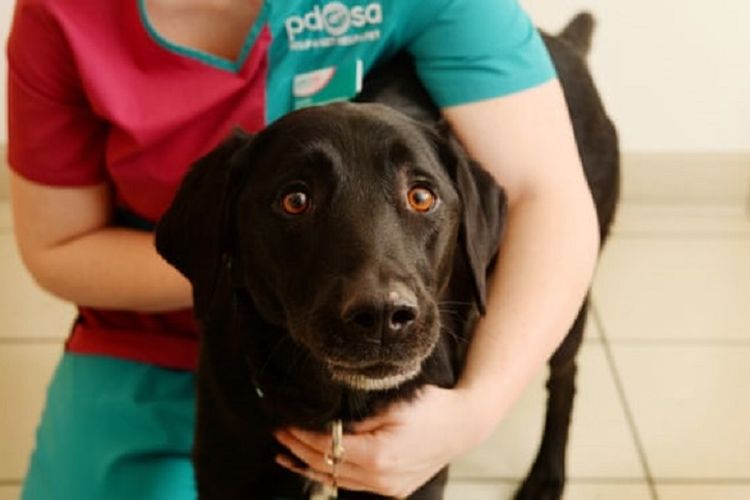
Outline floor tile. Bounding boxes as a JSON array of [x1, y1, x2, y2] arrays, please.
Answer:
[[592, 237, 750, 340], [445, 480, 516, 499], [0, 201, 10, 231], [612, 344, 750, 479], [584, 311, 601, 342], [563, 482, 652, 500], [611, 204, 750, 237], [1, 146, 9, 201], [451, 344, 644, 480], [0, 233, 76, 339], [445, 480, 652, 500], [0, 486, 20, 500], [657, 483, 750, 500], [0, 343, 62, 480]]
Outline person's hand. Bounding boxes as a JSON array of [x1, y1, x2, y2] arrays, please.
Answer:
[[273, 384, 486, 498]]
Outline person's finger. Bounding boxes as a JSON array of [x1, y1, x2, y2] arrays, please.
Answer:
[[275, 429, 328, 469], [284, 426, 391, 472], [281, 427, 330, 453], [274, 454, 334, 487], [275, 454, 373, 492], [276, 429, 434, 497], [275, 429, 364, 477]]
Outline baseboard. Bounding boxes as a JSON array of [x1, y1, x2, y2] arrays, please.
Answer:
[[0, 146, 748, 208], [620, 152, 750, 206]]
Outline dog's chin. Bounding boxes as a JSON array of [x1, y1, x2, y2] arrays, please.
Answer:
[[327, 361, 422, 391]]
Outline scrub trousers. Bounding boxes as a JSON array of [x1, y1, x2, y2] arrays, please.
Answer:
[[21, 352, 197, 500]]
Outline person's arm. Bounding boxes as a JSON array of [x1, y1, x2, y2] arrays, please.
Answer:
[[9, 171, 192, 312], [443, 78, 600, 434], [6, 2, 193, 313], [274, 78, 599, 497]]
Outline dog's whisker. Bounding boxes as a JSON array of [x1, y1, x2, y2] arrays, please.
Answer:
[[285, 308, 327, 337], [437, 306, 464, 317], [279, 343, 310, 387], [437, 300, 474, 307], [439, 324, 468, 345], [437, 308, 469, 324], [256, 334, 294, 377], [347, 390, 369, 422]]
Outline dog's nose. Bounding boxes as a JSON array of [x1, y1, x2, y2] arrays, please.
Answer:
[[342, 290, 418, 341]]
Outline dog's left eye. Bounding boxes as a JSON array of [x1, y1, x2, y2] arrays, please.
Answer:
[[407, 186, 437, 213], [280, 190, 311, 215]]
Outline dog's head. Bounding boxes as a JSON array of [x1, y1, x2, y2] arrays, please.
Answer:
[[156, 102, 505, 391]]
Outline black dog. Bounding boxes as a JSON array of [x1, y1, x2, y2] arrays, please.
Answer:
[[156, 12, 618, 500]]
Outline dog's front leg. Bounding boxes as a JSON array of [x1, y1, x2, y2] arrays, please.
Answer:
[[515, 298, 588, 500]]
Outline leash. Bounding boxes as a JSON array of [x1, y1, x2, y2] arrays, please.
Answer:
[[310, 419, 345, 499]]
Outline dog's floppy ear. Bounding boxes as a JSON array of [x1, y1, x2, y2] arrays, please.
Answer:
[[156, 130, 252, 317], [438, 127, 508, 314]]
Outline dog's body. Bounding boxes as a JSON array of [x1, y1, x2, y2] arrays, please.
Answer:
[[156, 13, 618, 500]]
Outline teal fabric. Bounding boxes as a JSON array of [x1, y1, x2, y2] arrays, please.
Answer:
[[136, 0, 556, 122], [262, 0, 556, 121], [136, 0, 556, 121], [22, 353, 197, 500], [405, 0, 556, 107]]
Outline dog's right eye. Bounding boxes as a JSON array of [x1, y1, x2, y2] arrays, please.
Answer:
[[280, 190, 311, 216], [407, 186, 437, 213]]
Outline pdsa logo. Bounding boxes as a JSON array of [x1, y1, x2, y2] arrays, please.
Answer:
[[285, 2, 383, 51]]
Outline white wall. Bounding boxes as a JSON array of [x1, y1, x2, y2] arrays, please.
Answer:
[[523, 0, 749, 153], [0, 0, 748, 152], [1, 0, 13, 144]]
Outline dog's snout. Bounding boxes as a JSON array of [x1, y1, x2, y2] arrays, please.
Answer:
[[342, 289, 419, 341]]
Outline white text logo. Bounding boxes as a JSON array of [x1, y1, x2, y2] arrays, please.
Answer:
[[285, 2, 383, 51]]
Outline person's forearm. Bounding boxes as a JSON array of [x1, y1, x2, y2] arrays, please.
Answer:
[[455, 183, 599, 443], [26, 227, 192, 312], [10, 172, 193, 312], [438, 81, 600, 444]]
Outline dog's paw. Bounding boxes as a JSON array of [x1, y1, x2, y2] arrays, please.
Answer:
[[514, 476, 564, 500]]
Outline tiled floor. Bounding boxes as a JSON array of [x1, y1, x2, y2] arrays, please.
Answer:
[[1, 156, 749, 499]]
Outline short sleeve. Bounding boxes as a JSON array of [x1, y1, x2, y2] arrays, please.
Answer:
[[7, 1, 107, 186], [405, 0, 556, 108]]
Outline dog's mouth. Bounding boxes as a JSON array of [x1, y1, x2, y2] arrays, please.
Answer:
[[326, 359, 422, 391], [290, 301, 441, 392]]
